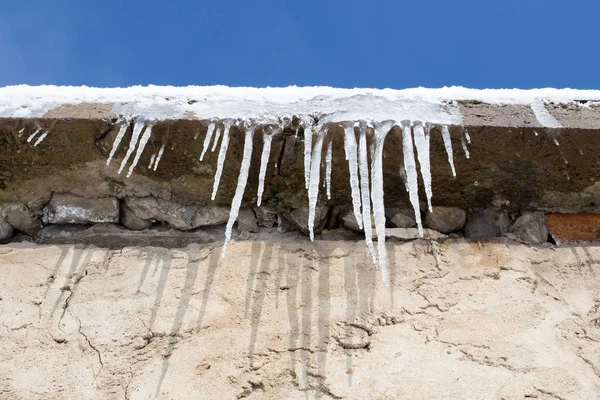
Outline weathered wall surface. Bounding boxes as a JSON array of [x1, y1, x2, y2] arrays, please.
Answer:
[[1, 101, 600, 217], [1, 240, 599, 399]]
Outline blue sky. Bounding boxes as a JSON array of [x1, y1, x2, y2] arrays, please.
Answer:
[[1, 0, 599, 89]]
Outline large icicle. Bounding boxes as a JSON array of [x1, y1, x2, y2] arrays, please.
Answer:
[[413, 121, 433, 212], [343, 123, 363, 230], [307, 126, 326, 241], [325, 141, 333, 200], [401, 120, 423, 236], [370, 121, 395, 285], [107, 123, 128, 165], [256, 126, 282, 207], [200, 122, 216, 161], [441, 125, 456, 177], [118, 121, 145, 175], [222, 125, 255, 257], [211, 120, 233, 201], [358, 121, 376, 263], [303, 120, 313, 190], [127, 123, 154, 178], [211, 125, 223, 152]]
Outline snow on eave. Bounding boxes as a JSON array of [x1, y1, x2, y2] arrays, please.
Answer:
[[1, 85, 599, 125]]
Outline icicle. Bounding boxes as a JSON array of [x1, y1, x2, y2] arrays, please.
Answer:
[[148, 153, 156, 169], [343, 122, 363, 230], [222, 125, 256, 257], [118, 122, 145, 174], [211, 120, 233, 201], [413, 121, 433, 212], [107, 123, 128, 166], [465, 130, 471, 144], [256, 126, 282, 207], [18, 127, 24, 137], [127, 123, 154, 178], [401, 120, 423, 236], [325, 141, 333, 200], [531, 101, 562, 128], [153, 143, 166, 171], [307, 126, 326, 241], [33, 131, 49, 147], [358, 121, 376, 262], [441, 125, 456, 177], [461, 137, 470, 159], [27, 128, 41, 143], [370, 121, 395, 285], [303, 120, 313, 190], [211, 125, 223, 152], [200, 122, 216, 161]]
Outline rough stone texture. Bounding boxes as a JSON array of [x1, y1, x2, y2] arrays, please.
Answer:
[[236, 209, 259, 233], [425, 206, 466, 234], [387, 208, 417, 228], [458, 102, 542, 128], [42, 193, 119, 225], [0, 203, 41, 233], [340, 212, 372, 232], [464, 209, 511, 240], [120, 202, 152, 231], [381, 228, 446, 241], [545, 102, 600, 130], [545, 213, 600, 242], [0, 217, 13, 240], [282, 206, 330, 237], [253, 206, 278, 228], [509, 212, 549, 245], [1, 240, 600, 399], [125, 197, 229, 231], [42, 103, 115, 119]]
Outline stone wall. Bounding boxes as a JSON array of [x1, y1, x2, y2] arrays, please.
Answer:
[[1, 102, 600, 245]]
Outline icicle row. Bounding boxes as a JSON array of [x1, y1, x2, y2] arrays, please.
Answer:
[[343, 123, 363, 230], [223, 126, 256, 257], [358, 121, 376, 263], [413, 121, 433, 212], [307, 127, 326, 241], [118, 122, 145, 175], [325, 141, 333, 200], [127, 123, 154, 178], [211, 120, 233, 201], [400, 120, 423, 236], [441, 125, 456, 177], [200, 122, 216, 161]]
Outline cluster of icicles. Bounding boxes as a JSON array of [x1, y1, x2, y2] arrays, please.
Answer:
[[105, 117, 461, 285]]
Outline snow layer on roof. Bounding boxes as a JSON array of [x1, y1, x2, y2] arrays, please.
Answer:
[[1, 85, 599, 124]]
